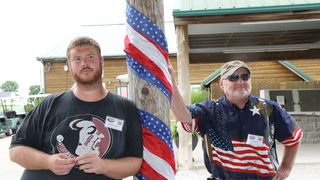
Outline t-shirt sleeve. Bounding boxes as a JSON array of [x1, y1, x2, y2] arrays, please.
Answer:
[[272, 103, 303, 147], [10, 97, 51, 149], [124, 101, 143, 158]]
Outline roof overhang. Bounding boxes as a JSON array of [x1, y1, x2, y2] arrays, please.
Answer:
[[173, 3, 320, 63], [173, 3, 320, 17]]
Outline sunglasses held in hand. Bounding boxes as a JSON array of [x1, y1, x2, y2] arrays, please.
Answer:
[[227, 74, 250, 82]]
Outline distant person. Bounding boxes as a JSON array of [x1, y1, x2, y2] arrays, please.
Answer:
[[9, 36, 143, 180], [170, 60, 303, 180]]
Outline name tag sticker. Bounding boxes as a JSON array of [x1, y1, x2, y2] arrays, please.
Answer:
[[105, 116, 124, 131], [246, 134, 264, 146]]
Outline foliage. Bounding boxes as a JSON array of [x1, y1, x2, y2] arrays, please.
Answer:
[[171, 87, 208, 149], [171, 123, 198, 150], [24, 96, 46, 113], [24, 103, 35, 113], [0, 81, 19, 92], [29, 85, 40, 95], [171, 123, 179, 140], [171, 88, 208, 140], [171, 123, 198, 140], [191, 88, 208, 104]]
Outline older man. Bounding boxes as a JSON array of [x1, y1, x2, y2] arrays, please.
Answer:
[[170, 60, 303, 180]]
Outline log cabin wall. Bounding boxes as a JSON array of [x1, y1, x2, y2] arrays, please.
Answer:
[[42, 57, 171, 94], [43, 58, 320, 98], [43, 56, 219, 94], [209, 60, 320, 100], [43, 58, 129, 94], [43, 62, 74, 93]]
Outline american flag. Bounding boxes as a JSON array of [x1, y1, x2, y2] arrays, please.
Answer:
[[183, 121, 303, 177], [124, 3, 175, 180], [208, 139, 277, 177], [207, 127, 303, 177], [207, 129, 233, 152], [182, 121, 276, 176], [182, 122, 277, 177]]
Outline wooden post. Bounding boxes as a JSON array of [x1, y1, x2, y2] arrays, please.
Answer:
[[126, 0, 176, 179], [125, 1, 183, 178], [126, 0, 170, 126], [176, 25, 192, 169], [126, 0, 175, 178]]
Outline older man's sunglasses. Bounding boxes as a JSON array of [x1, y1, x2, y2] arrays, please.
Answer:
[[227, 73, 250, 82]]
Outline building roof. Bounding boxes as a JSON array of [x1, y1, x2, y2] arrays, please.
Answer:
[[37, 22, 177, 61], [173, 0, 320, 16], [278, 61, 314, 81]]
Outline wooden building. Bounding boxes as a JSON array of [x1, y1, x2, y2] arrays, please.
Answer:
[[172, 0, 320, 147], [172, 0, 320, 99], [37, 1, 320, 99]]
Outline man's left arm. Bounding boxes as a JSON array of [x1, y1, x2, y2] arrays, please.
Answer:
[[271, 102, 303, 180], [273, 143, 300, 180]]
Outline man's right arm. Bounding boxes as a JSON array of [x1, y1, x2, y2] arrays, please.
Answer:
[[169, 65, 192, 124], [9, 146, 75, 175]]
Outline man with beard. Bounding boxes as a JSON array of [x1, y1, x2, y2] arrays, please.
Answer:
[[170, 60, 303, 180], [9, 36, 143, 180]]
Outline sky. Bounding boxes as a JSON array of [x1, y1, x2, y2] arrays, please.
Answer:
[[0, 0, 173, 96]]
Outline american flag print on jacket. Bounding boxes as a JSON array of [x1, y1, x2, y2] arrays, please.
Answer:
[[182, 96, 303, 179]]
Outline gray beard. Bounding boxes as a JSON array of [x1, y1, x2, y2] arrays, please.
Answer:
[[231, 89, 251, 99]]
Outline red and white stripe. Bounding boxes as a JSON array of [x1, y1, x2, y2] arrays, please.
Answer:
[[281, 128, 303, 147], [141, 128, 175, 179], [125, 25, 172, 88], [210, 141, 276, 177], [181, 119, 199, 133]]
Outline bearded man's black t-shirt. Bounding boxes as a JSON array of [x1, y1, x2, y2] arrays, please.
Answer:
[[10, 91, 143, 180]]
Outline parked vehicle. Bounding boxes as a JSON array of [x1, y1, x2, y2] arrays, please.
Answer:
[[0, 97, 26, 136]]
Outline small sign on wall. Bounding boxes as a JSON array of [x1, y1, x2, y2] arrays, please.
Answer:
[[276, 95, 285, 105]]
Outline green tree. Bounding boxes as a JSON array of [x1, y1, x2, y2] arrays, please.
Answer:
[[29, 85, 40, 95], [0, 80, 19, 92]]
